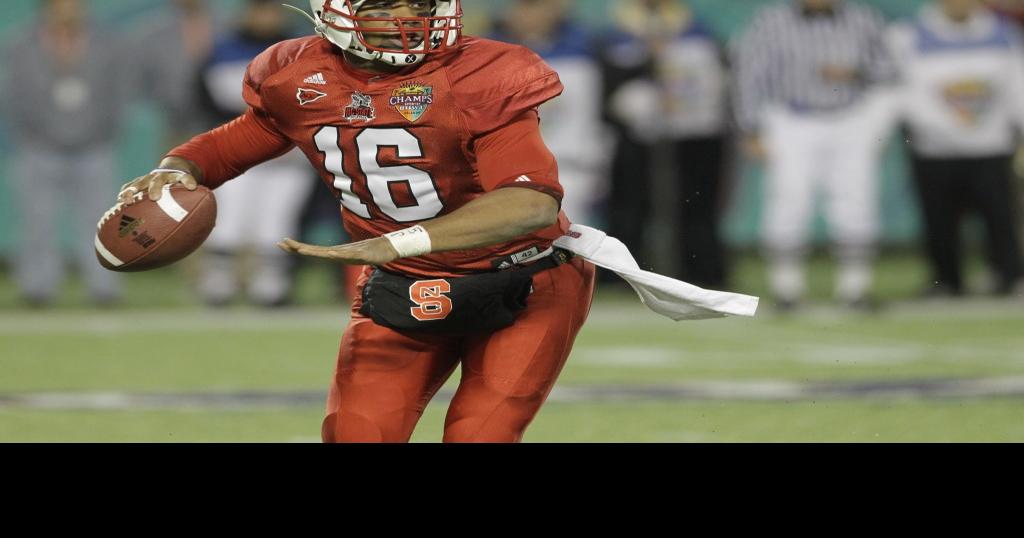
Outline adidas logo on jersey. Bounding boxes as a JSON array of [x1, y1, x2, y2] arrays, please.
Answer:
[[515, 175, 532, 183], [303, 73, 327, 85]]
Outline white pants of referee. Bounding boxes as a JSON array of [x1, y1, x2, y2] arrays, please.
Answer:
[[200, 150, 315, 306], [761, 99, 888, 303]]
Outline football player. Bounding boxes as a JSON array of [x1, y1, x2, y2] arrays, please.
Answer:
[[118, 0, 596, 443]]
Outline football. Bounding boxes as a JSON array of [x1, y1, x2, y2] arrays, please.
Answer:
[[94, 184, 217, 272]]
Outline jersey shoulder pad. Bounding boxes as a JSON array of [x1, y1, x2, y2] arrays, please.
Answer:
[[244, 36, 328, 110], [445, 37, 564, 135]]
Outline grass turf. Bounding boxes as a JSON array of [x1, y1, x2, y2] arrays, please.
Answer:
[[1, 253, 1022, 442], [3, 399, 1022, 442]]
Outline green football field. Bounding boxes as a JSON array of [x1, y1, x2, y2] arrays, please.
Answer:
[[1, 254, 1023, 442]]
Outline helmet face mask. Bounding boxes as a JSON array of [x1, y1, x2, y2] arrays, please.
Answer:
[[308, 0, 462, 66]]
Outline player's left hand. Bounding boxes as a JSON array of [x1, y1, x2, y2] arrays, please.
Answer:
[[277, 237, 401, 265]]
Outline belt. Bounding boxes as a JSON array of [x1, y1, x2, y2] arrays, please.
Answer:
[[516, 248, 573, 277], [491, 246, 574, 275]]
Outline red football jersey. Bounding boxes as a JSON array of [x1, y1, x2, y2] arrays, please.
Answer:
[[170, 35, 570, 278]]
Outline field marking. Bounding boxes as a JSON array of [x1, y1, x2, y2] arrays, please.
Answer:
[[794, 344, 924, 365], [575, 347, 681, 366], [1, 297, 1023, 335], [4, 376, 1024, 411], [570, 342, 1024, 368], [0, 309, 353, 334]]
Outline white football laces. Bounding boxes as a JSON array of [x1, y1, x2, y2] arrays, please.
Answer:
[[97, 191, 145, 230]]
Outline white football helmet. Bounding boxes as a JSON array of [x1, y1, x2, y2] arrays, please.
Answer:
[[286, 0, 462, 66]]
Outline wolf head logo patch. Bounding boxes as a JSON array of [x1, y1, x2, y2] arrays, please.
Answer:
[[344, 91, 376, 123]]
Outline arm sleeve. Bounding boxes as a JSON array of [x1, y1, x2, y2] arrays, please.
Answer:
[[731, 12, 776, 134], [880, 24, 912, 126], [863, 10, 899, 86], [1007, 28, 1024, 135], [474, 109, 563, 204], [1, 37, 33, 133], [166, 107, 294, 189]]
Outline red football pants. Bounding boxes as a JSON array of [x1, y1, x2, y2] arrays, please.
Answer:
[[322, 257, 596, 443]]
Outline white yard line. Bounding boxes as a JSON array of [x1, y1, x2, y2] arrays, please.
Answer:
[[2, 298, 1021, 335], [0, 308, 352, 334], [4, 376, 1024, 411]]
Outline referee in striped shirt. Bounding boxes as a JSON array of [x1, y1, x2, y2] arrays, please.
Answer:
[[732, 0, 896, 311]]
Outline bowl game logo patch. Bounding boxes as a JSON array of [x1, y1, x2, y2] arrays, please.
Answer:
[[344, 91, 376, 123], [942, 79, 993, 126], [390, 82, 433, 122]]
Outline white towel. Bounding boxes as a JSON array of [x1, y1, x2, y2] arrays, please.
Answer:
[[553, 224, 759, 321]]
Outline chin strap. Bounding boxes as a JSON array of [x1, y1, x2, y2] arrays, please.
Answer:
[[281, 3, 327, 35]]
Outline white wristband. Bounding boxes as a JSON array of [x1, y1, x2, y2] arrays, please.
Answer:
[[384, 226, 432, 258]]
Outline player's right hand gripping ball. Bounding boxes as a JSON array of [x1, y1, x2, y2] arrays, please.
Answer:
[[94, 184, 217, 272]]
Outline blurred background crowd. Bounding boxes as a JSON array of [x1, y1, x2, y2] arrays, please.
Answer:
[[2, 0, 1023, 312]]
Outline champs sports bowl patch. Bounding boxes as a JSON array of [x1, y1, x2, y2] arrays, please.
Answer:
[[390, 82, 433, 122]]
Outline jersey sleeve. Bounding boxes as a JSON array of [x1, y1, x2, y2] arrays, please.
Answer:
[[1007, 25, 1024, 134], [450, 40, 565, 136], [730, 10, 779, 134], [242, 53, 270, 112], [166, 107, 294, 189], [474, 109, 563, 203], [240, 37, 316, 112]]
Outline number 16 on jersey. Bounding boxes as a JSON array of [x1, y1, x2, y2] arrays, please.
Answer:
[[314, 126, 445, 223]]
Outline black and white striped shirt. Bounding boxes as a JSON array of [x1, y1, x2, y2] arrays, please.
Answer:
[[731, 0, 896, 132]]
